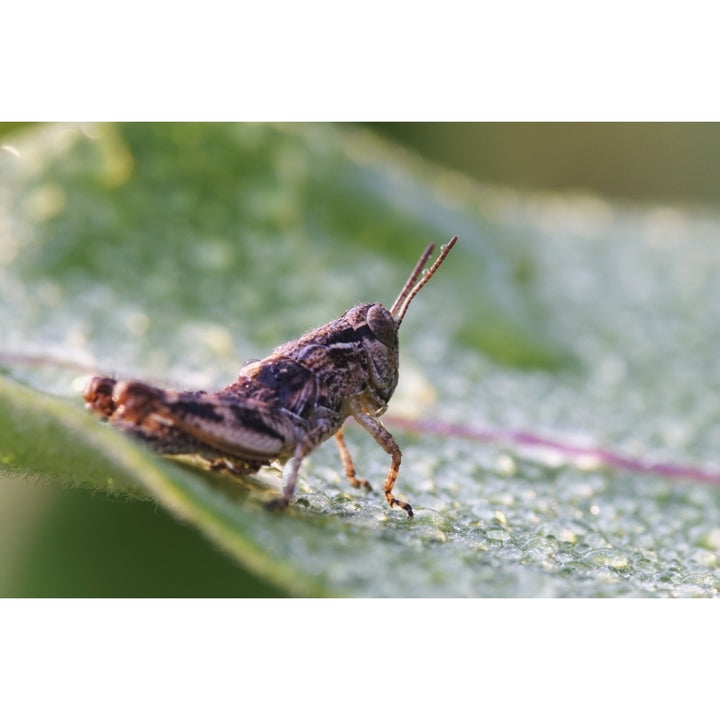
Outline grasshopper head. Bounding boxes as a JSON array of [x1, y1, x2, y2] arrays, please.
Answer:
[[339, 302, 399, 412]]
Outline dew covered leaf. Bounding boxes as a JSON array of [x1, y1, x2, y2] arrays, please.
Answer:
[[2, 123, 720, 597]]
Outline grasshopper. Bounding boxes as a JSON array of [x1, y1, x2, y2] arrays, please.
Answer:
[[84, 237, 457, 517]]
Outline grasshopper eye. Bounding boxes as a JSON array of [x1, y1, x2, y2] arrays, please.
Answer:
[[366, 304, 397, 348]]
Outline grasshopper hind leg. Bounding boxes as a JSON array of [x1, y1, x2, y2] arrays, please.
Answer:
[[265, 418, 340, 511], [83, 376, 264, 473], [83, 376, 120, 418]]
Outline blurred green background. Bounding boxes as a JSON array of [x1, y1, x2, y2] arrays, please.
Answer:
[[2, 122, 719, 597], [5, 122, 720, 203], [373, 123, 720, 205]]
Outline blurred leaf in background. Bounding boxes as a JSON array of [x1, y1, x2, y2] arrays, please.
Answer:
[[374, 122, 720, 205], [2, 122, 720, 597]]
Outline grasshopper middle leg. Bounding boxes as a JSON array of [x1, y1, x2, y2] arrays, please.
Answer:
[[333, 428, 372, 492]]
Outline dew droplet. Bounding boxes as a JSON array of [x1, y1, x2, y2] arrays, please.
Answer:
[[485, 527, 511, 543], [582, 548, 629, 570]]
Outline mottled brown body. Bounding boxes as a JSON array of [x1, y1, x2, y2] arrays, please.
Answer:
[[84, 237, 457, 517]]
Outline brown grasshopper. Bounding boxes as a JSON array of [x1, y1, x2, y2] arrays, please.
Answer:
[[84, 237, 457, 517]]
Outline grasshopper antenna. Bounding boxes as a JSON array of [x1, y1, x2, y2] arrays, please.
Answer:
[[390, 236, 458, 326]]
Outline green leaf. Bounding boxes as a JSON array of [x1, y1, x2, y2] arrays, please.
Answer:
[[2, 123, 720, 597]]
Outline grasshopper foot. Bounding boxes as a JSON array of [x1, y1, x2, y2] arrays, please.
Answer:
[[388, 496, 414, 518], [348, 476, 373, 493]]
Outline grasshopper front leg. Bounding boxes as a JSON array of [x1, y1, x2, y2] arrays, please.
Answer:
[[347, 400, 411, 518]]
